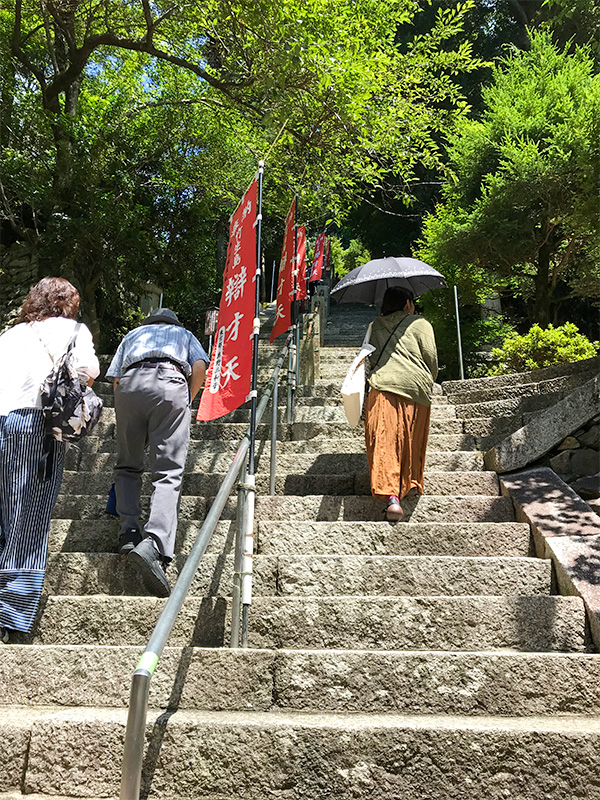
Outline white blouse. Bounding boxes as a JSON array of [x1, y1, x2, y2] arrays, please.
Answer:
[[0, 317, 100, 416]]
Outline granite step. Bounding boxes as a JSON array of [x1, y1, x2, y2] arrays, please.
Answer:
[[95, 404, 459, 424], [48, 520, 532, 558], [91, 418, 468, 441], [41, 553, 550, 598], [1, 646, 599, 716], [51, 494, 516, 523], [5, 707, 600, 799], [59, 470, 500, 498], [24, 595, 588, 651], [445, 371, 593, 406], [68, 449, 486, 473], [76, 433, 476, 455]]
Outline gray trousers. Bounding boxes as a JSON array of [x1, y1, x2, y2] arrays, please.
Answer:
[[114, 364, 190, 560]]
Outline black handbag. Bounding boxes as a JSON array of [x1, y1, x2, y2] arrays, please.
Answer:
[[37, 323, 103, 480]]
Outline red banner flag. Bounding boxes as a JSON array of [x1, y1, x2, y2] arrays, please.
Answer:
[[323, 238, 331, 279], [270, 198, 296, 342], [310, 232, 326, 282], [296, 224, 307, 301], [197, 180, 258, 421]]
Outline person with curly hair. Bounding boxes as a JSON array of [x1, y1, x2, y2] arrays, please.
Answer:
[[0, 277, 99, 642]]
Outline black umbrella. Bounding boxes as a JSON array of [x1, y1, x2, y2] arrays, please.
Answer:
[[331, 256, 446, 304]]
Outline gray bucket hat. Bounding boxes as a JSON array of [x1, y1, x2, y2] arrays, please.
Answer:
[[144, 308, 182, 326]]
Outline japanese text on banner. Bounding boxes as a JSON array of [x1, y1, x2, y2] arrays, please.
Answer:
[[310, 232, 326, 282], [197, 180, 257, 421], [296, 225, 307, 301], [270, 198, 296, 342]]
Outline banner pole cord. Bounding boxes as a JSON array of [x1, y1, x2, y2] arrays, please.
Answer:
[[263, 118, 289, 164]]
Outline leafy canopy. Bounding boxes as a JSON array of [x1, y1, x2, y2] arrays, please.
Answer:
[[417, 31, 600, 326]]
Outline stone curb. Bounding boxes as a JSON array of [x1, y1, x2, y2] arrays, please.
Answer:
[[484, 376, 600, 473], [499, 467, 600, 650]]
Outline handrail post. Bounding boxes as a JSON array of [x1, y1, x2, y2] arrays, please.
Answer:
[[270, 372, 278, 495], [287, 335, 296, 423], [120, 670, 151, 800], [230, 462, 247, 648], [240, 472, 255, 648]]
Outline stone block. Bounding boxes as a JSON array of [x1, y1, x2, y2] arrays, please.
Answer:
[[570, 474, 600, 500], [484, 376, 599, 473], [550, 450, 573, 475], [579, 423, 600, 450], [557, 436, 580, 450], [248, 595, 588, 652], [20, 708, 600, 800], [500, 467, 600, 649], [570, 448, 600, 478], [256, 521, 532, 557]]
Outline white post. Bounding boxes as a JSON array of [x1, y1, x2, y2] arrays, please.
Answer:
[[453, 285, 465, 380]]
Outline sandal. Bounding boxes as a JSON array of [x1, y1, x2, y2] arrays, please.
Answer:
[[0, 626, 10, 644], [384, 495, 403, 522]]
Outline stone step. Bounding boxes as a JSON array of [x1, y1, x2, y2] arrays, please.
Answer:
[[256, 521, 532, 557], [48, 520, 532, 558], [51, 494, 515, 523], [96, 403, 459, 425], [445, 371, 593, 406], [295, 383, 450, 403], [41, 553, 550, 598], [453, 393, 563, 420], [441, 354, 599, 396], [2, 646, 599, 716], [91, 418, 468, 441], [77, 433, 475, 455], [26, 595, 588, 650], [68, 449, 486, 473], [5, 707, 600, 799], [59, 470, 500, 498]]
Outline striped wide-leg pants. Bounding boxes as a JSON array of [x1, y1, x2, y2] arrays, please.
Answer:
[[0, 409, 64, 631]]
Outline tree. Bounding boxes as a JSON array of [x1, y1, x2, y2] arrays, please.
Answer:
[[1, 0, 483, 340], [417, 32, 600, 328]]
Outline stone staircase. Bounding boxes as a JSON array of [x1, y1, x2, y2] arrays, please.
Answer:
[[1, 308, 600, 799]]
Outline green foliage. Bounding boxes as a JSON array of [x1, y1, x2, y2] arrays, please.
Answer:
[[487, 322, 599, 374], [417, 31, 600, 327], [329, 237, 371, 278], [418, 288, 515, 380]]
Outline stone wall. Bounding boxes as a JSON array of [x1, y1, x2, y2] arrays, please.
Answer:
[[0, 243, 38, 332], [548, 417, 600, 514]]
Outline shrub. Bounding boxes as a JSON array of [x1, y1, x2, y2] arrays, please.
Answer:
[[488, 322, 599, 375]]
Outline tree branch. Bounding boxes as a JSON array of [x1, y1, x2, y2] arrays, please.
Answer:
[[41, 13, 59, 77], [12, 0, 48, 95], [41, 31, 257, 114]]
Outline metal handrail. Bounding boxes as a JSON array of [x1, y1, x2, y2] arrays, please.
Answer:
[[120, 333, 291, 800]]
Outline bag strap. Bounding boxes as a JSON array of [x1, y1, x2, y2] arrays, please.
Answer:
[[370, 314, 412, 371], [37, 322, 82, 482]]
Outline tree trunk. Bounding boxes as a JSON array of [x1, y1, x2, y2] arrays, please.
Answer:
[[82, 277, 101, 347], [533, 238, 552, 327]]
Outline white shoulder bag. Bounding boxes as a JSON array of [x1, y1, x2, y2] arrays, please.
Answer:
[[340, 322, 375, 427]]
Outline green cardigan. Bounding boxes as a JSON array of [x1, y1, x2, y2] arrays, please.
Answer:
[[367, 310, 438, 407]]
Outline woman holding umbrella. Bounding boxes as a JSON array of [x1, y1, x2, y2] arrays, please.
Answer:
[[332, 256, 444, 521], [364, 286, 438, 521]]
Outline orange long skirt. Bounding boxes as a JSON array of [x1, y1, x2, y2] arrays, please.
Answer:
[[364, 388, 431, 500]]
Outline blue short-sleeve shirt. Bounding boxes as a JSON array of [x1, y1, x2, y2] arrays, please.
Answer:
[[106, 324, 209, 379]]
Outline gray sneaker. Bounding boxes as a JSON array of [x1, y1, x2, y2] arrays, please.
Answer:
[[128, 537, 171, 598]]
